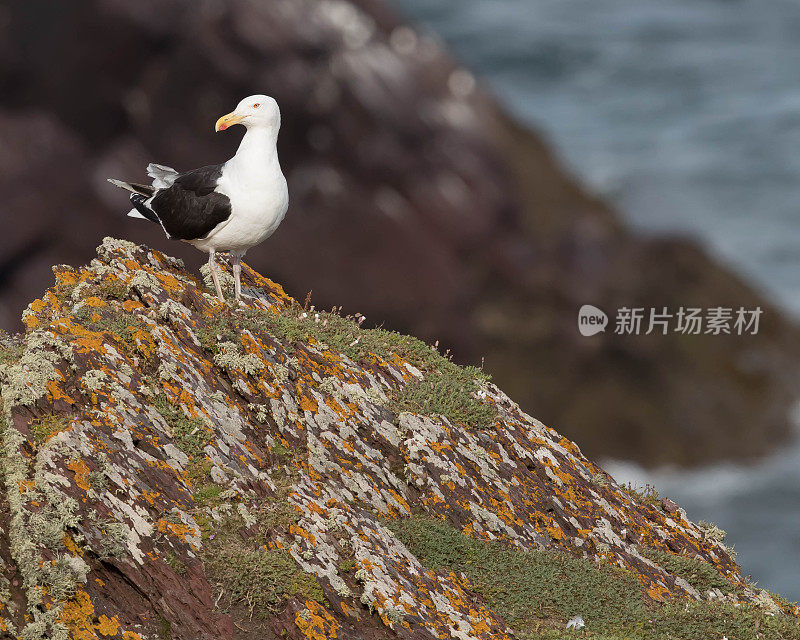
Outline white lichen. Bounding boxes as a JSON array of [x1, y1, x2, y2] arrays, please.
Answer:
[[384, 607, 405, 623], [200, 263, 235, 293], [158, 299, 190, 322], [0, 331, 71, 407], [81, 369, 109, 391], [214, 342, 264, 375], [97, 236, 138, 263], [127, 270, 163, 295]]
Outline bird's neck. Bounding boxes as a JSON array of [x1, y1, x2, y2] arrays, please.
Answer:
[[229, 126, 279, 179]]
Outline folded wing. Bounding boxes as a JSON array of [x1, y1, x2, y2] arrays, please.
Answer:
[[109, 164, 232, 241]]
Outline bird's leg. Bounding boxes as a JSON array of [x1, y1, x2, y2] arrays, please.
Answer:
[[208, 250, 225, 302], [232, 254, 242, 302]]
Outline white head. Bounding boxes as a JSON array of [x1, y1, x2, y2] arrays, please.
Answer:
[[215, 94, 280, 133]]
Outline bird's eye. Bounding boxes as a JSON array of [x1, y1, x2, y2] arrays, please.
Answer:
[[252, 103, 261, 108]]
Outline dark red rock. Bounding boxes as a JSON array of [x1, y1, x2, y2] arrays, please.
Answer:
[[662, 497, 679, 515]]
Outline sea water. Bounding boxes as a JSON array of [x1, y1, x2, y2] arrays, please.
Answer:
[[392, 0, 800, 600]]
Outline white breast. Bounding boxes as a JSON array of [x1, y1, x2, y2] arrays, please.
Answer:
[[190, 162, 288, 255]]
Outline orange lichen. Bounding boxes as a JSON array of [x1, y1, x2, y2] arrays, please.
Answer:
[[96, 615, 121, 636], [290, 524, 317, 546], [63, 534, 82, 556], [67, 460, 92, 491], [156, 520, 196, 542], [647, 582, 671, 602], [58, 590, 100, 640], [122, 300, 144, 312], [295, 600, 340, 639], [298, 394, 318, 413]]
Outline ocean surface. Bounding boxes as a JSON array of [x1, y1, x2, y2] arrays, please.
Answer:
[[391, 0, 800, 600]]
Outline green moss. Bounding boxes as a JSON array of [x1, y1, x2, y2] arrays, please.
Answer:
[[152, 393, 213, 483], [642, 547, 733, 594], [94, 280, 128, 300], [387, 516, 800, 640], [158, 616, 172, 639], [71, 280, 128, 302], [164, 551, 187, 577], [193, 484, 223, 506], [237, 305, 452, 369], [29, 413, 71, 445], [260, 501, 301, 533], [338, 559, 356, 573], [197, 315, 239, 356], [649, 600, 800, 640], [208, 546, 322, 616], [270, 442, 293, 459], [197, 493, 318, 617], [76, 308, 143, 347], [387, 368, 496, 429], [388, 516, 645, 635], [193, 303, 498, 429], [152, 394, 212, 459]]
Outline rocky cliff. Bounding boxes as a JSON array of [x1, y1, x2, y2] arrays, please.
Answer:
[[0, 239, 797, 640], [1, 0, 799, 467]]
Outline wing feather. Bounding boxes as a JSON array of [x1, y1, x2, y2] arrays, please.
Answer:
[[147, 165, 232, 240]]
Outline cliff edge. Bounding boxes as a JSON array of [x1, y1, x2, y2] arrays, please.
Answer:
[[0, 238, 797, 640]]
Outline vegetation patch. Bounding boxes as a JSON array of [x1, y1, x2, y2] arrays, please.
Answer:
[[152, 393, 213, 483], [72, 280, 128, 302], [388, 516, 800, 640], [237, 304, 458, 370], [338, 559, 357, 574], [208, 545, 322, 617], [76, 307, 143, 347], [158, 616, 172, 639], [165, 551, 187, 577], [642, 547, 733, 595], [0, 333, 23, 366], [192, 483, 224, 506], [196, 487, 318, 619], [387, 368, 496, 429], [29, 413, 72, 445], [201, 304, 499, 429], [624, 482, 661, 507], [388, 516, 645, 635]]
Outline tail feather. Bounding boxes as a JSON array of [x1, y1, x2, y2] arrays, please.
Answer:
[[129, 194, 161, 224], [107, 178, 154, 197], [147, 163, 179, 189]]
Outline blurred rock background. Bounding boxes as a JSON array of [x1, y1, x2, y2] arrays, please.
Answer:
[[1, 0, 799, 467]]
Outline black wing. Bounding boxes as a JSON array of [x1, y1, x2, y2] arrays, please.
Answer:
[[145, 165, 232, 241]]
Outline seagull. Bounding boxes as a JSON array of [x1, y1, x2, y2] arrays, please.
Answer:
[[108, 94, 289, 302]]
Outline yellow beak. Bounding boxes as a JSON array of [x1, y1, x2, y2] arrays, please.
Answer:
[[215, 112, 245, 132]]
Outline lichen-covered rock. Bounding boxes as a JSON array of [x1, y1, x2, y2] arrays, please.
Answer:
[[0, 239, 796, 640]]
